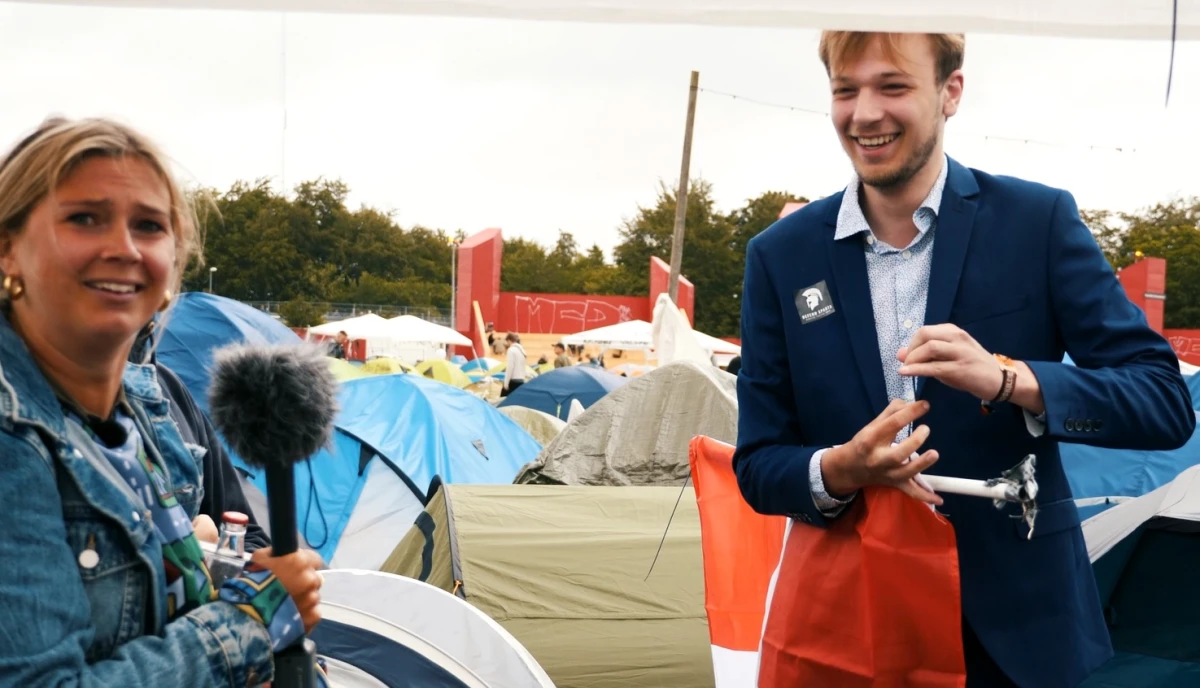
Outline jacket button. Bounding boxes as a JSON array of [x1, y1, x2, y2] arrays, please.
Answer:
[[132, 511, 141, 522], [78, 549, 100, 570], [1084, 420, 1094, 432], [1094, 419, 1104, 431], [1064, 418, 1075, 432]]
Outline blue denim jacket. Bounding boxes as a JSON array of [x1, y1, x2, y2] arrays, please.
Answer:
[[0, 314, 276, 687]]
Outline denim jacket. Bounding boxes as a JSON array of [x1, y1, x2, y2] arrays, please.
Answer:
[[0, 314, 276, 687]]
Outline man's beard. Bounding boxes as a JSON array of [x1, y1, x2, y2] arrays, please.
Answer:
[[856, 125, 939, 191]]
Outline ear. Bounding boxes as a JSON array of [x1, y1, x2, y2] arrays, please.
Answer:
[[942, 70, 964, 119], [0, 234, 18, 278]]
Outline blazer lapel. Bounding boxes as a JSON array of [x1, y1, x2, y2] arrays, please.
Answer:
[[919, 159, 980, 397], [826, 215, 889, 415]]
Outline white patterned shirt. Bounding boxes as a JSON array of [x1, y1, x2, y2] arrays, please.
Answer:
[[808, 156, 948, 512]]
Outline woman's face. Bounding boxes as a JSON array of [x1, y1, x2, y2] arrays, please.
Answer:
[[1, 155, 176, 352]]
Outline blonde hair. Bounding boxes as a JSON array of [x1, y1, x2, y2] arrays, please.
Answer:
[[818, 32, 965, 85], [0, 116, 203, 297]]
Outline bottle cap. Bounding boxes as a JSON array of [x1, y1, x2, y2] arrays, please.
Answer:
[[222, 511, 250, 526]]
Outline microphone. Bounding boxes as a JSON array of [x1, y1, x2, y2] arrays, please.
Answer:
[[208, 342, 339, 688], [208, 342, 339, 555]]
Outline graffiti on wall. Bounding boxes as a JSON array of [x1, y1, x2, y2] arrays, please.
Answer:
[[508, 294, 640, 333], [1166, 331, 1200, 364]]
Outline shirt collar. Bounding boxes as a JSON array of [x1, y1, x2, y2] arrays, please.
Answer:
[[834, 153, 950, 241]]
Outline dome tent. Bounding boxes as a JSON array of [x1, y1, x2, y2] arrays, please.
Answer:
[[235, 373, 543, 570], [497, 366, 628, 420]]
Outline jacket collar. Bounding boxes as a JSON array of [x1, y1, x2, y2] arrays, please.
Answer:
[[0, 312, 164, 434], [824, 155, 979, 229]]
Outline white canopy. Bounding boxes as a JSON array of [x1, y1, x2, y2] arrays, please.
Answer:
[[308, 313, 393, 340], [387, 314, 472, 347], [16, 1, 1200, 40], [562, 320, 653, 350]]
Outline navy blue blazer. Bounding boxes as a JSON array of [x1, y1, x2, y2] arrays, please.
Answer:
[[733, 158, 1194, 688]]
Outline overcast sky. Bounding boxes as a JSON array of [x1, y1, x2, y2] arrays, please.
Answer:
[[1, 2, 1197, 253]]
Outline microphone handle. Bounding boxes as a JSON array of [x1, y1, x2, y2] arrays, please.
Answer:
[[263, 463, 318, 688], [265, 464, 299, 556]]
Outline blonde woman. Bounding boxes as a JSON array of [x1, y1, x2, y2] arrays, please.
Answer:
[[0, 118, 325, 686]]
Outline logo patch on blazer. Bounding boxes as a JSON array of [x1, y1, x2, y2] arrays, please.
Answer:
[[795, 281, 835, 324]]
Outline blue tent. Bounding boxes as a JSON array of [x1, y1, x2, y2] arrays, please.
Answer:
[[156, 292, 300, 413], [234, 373, 543, 569], [497, 366, 628, 420]]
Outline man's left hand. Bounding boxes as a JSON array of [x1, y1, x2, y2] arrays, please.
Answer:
[[897, 324, 1003, 401]]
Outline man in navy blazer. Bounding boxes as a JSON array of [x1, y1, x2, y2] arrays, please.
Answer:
[[734, 31, 1194, 688]]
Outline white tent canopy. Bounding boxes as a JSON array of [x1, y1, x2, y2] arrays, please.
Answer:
[[318, 570, 557, 688], [308, 313, 470, 362], [387, 314, 472, 347], [1083, 465, 1200, 562], [17, 1, 1200, 39], [562, 319, 654, 350]]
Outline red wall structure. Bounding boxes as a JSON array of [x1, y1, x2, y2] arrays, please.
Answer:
[[453, 228, 695, 356], [1115, 257, 1200, 367]]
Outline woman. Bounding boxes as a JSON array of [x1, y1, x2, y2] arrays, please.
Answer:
[[0, 117, 324, 686]]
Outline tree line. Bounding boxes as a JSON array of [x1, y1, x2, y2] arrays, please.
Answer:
[[183, 177, 1200, 335]]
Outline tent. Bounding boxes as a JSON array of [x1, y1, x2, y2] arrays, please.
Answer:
[[328, 357, 370, 381], [1064, 413, 1200, 520], [156, 292, 301, 413], [313, 570, 556, 688], [380, 483, 713, 688], [561, 320, 653, 350], [361, 357, 414, 375], [30, 2, 1200, 39], [498, 406, 568, 447], [497, 366, 628, 420], [1078, 467, 1200, 686], [235, 373, 543, 570], [416, 359, 473, 387], [515, 361, 737, 486]]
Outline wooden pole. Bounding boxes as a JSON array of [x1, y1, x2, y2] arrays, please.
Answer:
[[668, 71, 699, 303]]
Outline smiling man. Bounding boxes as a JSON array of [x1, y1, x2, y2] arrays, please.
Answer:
[[733, 32, 1195, 687]]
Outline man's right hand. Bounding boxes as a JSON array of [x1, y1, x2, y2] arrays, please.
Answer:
[[822, 399, 943, 505]]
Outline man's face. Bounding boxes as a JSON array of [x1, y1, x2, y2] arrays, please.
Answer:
[[829, 35, 962, 190]]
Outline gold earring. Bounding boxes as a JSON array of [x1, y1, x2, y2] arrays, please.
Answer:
[[3, 275, 24, 301], [158, 290, 173, 312]]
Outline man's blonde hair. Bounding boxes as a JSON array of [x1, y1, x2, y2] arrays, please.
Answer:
[[819, 32, 965, 85], [0, 116, 203, 296]]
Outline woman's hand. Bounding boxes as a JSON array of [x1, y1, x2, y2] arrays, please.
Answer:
[[191, 515, 219, 544], [250, 547, 325, 633]]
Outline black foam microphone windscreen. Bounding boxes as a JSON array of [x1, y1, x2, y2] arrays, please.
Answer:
[[209, 342, 338, 556]]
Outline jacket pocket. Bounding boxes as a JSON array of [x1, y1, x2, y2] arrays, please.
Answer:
[[1014, 497, 1080, 540], [953, 293, 1031, 326], [61, 508, 148, 661]]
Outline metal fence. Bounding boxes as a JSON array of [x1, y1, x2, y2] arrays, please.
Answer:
[[243, 301, 451, 326]]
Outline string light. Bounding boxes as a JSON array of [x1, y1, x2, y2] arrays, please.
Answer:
[[698, 87, 1137, 154]]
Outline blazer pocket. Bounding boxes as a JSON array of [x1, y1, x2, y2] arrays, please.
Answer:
[[953, 293, 1030, 326], [1014, 497, 1080, 540]]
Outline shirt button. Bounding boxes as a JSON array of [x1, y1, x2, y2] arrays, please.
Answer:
[[904, 319, 913, 329], [132, 511, 141, 522], [902, 250, 912, 259], [866, 235, 875, 245]]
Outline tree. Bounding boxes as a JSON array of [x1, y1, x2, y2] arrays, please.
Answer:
[[1081, 197, 1200, 328]]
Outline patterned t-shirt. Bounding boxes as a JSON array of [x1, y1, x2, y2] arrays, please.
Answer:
[[66, 407, 326, 682]]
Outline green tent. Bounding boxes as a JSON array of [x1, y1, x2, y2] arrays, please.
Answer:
[[381, 484, 713, 688]]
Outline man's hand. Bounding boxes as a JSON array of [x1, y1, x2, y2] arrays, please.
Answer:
[[897, 324, 1004, 401], [822, 399, 943, 505], [192, 515, 219, 544]]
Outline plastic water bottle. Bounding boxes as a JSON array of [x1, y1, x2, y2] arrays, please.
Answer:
[[205, 511, 251, 587]]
